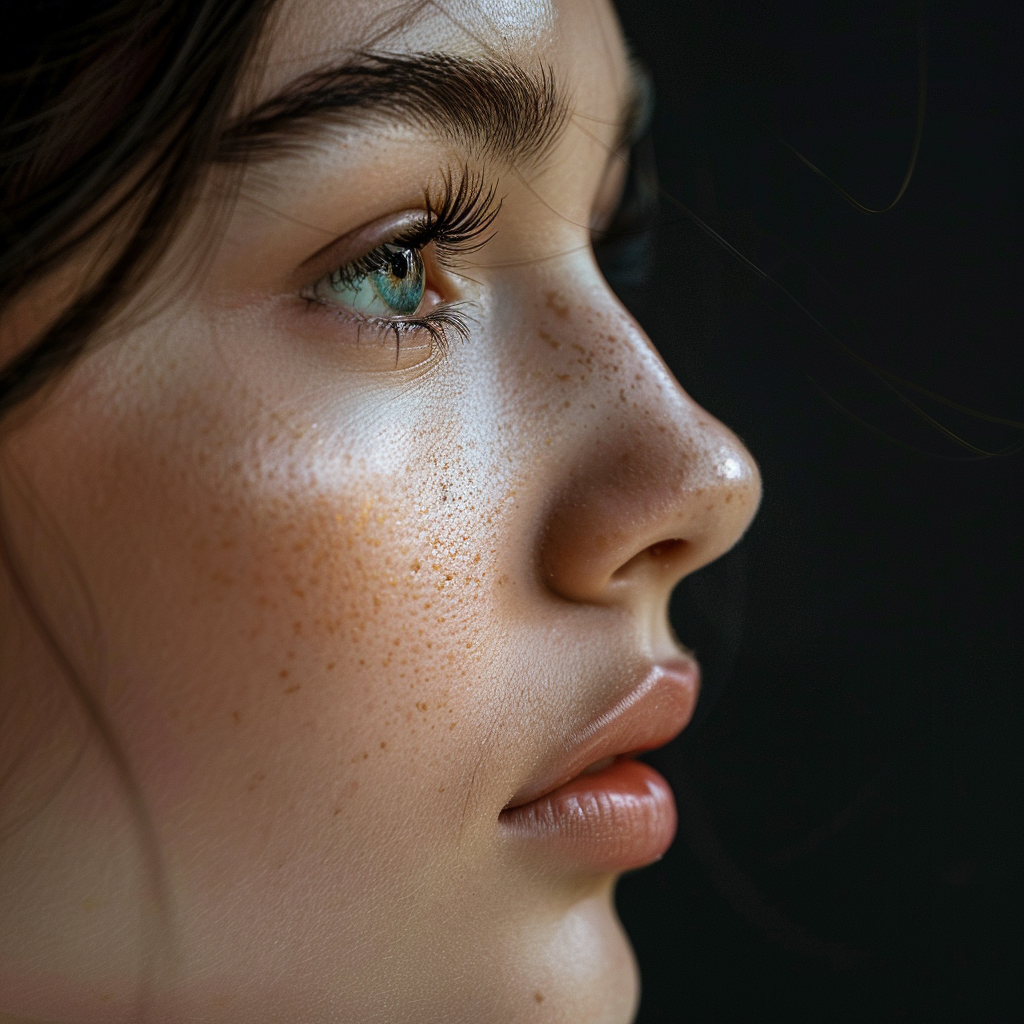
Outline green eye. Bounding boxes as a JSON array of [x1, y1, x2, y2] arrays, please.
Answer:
[[320, 244, 426, 317]]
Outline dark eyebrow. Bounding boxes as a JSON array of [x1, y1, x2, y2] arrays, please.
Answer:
[[216, 51, 573, 168]]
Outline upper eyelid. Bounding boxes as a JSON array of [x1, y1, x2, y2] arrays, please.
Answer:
[[293, 168, 500, 291], [295, 140, 635, 297], [293, 209, 430, 290]]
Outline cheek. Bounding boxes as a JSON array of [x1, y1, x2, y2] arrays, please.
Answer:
[[21, 369, 519, 889], [5, 313, 649, 1018]]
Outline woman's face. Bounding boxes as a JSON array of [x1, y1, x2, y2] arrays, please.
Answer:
[[0, 0, 760, 1021]]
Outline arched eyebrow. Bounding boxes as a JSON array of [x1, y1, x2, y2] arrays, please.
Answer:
[[216, 51, 636, 169]]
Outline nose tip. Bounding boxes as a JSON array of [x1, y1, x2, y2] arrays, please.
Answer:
[[539, 394, 761, 609]]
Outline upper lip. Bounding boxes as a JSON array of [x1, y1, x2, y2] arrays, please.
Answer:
[[501, 658, 700, 811]]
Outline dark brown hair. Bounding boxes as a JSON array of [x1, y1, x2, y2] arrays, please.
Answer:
[[0, 0, 275, 419]]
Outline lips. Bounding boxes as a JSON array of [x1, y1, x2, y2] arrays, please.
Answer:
[[499, 659, 699, 873]]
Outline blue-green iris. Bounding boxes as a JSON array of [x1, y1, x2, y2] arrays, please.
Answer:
[[327, 244, 425, 317]]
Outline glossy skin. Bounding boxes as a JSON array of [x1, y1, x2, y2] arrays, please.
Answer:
[[0, 0, 760, 1020]]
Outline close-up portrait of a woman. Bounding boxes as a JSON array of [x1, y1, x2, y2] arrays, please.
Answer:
[[1, 0, 1020, 1021]]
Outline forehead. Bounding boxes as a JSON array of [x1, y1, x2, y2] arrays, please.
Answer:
[[250, 0, 626, 110]]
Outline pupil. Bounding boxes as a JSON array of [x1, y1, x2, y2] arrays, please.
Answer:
[[389, 249, 410, 279]]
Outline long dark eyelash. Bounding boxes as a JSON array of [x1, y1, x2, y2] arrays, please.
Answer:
[[306, 298, 475, 360], [416, 166, 502, 267], [374, 304, 474, 358], [332, 166, 501, 287]]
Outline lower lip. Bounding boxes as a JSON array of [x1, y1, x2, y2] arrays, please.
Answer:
[[499, 757, 677, 873]]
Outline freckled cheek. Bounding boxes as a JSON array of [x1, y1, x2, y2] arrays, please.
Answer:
[[108, 471, 504, 841]]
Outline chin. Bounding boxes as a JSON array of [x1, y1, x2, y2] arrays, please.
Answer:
[[350, 880, 642, 1024], [490, 882, 641, 1024]]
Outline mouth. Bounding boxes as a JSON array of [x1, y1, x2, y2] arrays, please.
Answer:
[[499, 659, 699, 873]]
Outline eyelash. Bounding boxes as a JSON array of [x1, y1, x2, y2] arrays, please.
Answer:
[[303, 168, 500, 355], [303, 140, 657, 357]]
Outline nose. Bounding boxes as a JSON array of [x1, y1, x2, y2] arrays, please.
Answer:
[[538, 294, 761, 615]]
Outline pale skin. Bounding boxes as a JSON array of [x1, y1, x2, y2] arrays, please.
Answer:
[[0, 0, 760, 1021]]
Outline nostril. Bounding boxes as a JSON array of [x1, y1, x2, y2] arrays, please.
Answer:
[[612, 538, 688, 580], [647, 538, 687, 562]]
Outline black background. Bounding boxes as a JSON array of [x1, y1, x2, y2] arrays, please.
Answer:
[[609, 1, 1022, 1021]]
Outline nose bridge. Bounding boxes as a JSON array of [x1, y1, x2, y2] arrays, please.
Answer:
[[534, 282, 761, 608]]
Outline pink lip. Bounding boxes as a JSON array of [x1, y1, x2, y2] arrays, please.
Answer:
[[499, 659, 699, 873]]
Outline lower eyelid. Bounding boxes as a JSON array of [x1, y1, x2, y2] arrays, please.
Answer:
[[297, 292, 472, 355]]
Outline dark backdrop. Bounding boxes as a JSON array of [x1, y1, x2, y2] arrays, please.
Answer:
[[610, 1, 1022, 1021]]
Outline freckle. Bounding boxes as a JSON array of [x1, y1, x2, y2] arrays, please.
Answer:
[[333, 808, 341, 815], [449, 722, 456, 730], [362, 752, 369, 760], [544, 291, 569, 318], [279, 669, 289, 678], [438, 786, 445, 793], [284, 684, 300, 694], [380, 741, 386, 750], [232, 710, 241, 724], [534, 992, 544, 1003], [327, 662, 335, 670]]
